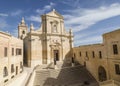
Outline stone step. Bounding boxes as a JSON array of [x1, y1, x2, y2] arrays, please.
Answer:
[[33, 70, 50, 86], [45, 61, 72, 69], [33, 66, 99, 86]]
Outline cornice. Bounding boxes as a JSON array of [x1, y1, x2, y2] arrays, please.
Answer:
[[42, 15, 64, 20], [0, 31, 11, 37], [28, 32, 73, 38]]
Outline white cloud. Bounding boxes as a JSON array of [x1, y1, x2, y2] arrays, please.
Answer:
[[60, 0, 80, 8], [74, 25, 120, 41], [0, 13, 8, 17], [74, 25, 120, 46], [74, 36, 102, 46], [63, 3, 120, 46], [0, 19, 8, 29], [11, 10, 23, 16], [64, 3, 120, 32], [44, 2, 55, 10], [27, 2, 55, 23], [11, 28, 18, 37], [36, 2, 55, 14], [27, 15, 41, 22]]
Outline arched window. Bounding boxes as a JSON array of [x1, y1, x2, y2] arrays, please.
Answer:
[[22, 30, 25, 34], [3, 67, 8, 77], [11, 64, 14, 73]]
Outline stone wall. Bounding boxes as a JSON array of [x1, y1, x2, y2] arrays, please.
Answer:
[[0, 31, 23, 86], [73, 29, 120, 83]]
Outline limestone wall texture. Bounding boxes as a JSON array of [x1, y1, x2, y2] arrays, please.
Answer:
[[73, 29, 120, 83], [0, 31, 23, 86]]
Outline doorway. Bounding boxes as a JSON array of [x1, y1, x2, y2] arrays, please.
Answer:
[[54, 50, 59, 61], [98, 66, 107, 82]]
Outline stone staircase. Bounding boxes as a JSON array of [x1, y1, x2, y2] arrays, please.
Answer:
[[33, 66, 99, 86], [45, 61, 72, 69], [33, 70, 50, 86]]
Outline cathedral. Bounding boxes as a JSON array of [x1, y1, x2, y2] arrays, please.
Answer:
[[18, 9, 74, 67], [0, 9, 120, 86]]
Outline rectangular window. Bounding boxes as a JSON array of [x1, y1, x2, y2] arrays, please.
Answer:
[[99, 51, 102, 59], [86, 51, 88, 57], [18, 49, 22, 55], [92, 51, 95, 58], [115, 64, 120, 75], [113, 44, 118, 55], [79, 52, 81, 57], [16, 48, 22, 55], [12, 48, 14, 56], [4, 47, 7, 57]]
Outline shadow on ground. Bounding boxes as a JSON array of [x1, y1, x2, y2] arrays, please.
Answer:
[[33, 60, 99, 86]]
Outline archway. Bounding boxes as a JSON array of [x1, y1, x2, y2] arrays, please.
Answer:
[[98, 66, 107, 82], [3, 67, 8, 77]]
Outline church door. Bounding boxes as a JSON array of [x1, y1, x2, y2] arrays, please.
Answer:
[[54, 50, 59, 61]]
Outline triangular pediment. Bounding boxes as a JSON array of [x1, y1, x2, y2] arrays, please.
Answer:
[[46, 9, 64, 19]]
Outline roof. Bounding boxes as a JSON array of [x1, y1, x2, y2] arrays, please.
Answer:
[[0, 31, 11, 37], [43, 9, 64, 19], [103, 28, 120, 36]]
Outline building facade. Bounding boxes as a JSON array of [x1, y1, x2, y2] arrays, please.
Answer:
[[73, 29, 120, 84], [18, 10, 74, 67], [0, 31, 23, 85]]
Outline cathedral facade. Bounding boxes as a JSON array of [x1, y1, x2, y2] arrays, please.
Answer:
[[18, 10, 74, 67]]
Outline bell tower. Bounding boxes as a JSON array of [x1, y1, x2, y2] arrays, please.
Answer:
[[18, 17, 28, 39]]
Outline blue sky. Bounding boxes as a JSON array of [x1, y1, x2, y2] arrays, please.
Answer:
[[0, 0, 120, 46]]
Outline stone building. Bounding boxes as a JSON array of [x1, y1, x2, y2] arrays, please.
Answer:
[[0, 31, 23, 85], [73, 29, 120, 85], [18, 9, 74, 67]]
